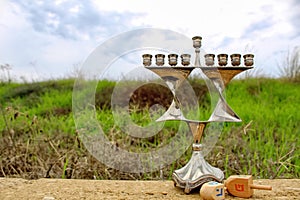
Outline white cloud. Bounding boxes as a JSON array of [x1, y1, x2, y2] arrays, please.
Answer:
[[0, 0, 144, 81], [93, 0, 299, 77], [0, 0, 299, 81]]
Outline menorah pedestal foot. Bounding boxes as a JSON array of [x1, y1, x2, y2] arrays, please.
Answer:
[[172, 150, 224, 194]]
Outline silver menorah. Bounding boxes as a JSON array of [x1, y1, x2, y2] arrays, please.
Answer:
[[142, 36, 254, 193]]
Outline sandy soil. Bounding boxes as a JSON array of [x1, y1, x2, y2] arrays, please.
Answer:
[[0, 178, 299, 200]]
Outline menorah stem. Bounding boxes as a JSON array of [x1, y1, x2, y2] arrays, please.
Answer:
[[192, 36, 202, 67], [187, 121, 207, 144], [195, 48, 201, 67]]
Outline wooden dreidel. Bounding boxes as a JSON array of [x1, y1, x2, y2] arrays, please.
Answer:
[[225, 175, 272, 198], [200, 181, 225, 200]]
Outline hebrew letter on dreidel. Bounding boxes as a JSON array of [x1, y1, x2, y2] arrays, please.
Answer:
[[235, 184, 245, 192], [216, 188, 223, 196]]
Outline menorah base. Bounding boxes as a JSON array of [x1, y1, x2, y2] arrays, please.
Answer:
[[172, 150, 224, 194]]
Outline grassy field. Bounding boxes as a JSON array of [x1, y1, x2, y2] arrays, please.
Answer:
[[0, 77, 299, 180]]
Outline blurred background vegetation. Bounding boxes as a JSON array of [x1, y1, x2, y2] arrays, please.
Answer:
[[0, 49, 299, 180]]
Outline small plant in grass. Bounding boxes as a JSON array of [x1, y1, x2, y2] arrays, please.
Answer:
[[278, 46, 300, 82], [0, 63, 13, 84], [62, 156, 69, 179]]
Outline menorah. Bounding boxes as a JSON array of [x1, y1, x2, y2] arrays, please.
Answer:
[[142, 36, 253, 193]]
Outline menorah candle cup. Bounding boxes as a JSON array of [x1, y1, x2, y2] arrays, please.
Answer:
[[205, 54, 215, 66], [192, 36, 202, 48], [142, 54, 152, 66], [243, 54, 254, 66], [155, 54, 165, 66], [181, 54, 191, 66], [200, 181, 225, 200], [168, 54, 178, 66], [230, 54, 241, 66], [217, 54, 228, 66]]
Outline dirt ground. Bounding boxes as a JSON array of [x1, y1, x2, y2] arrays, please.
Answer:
[[0, 178, 299, 200]]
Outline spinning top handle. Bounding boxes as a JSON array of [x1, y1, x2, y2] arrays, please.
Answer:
[[250, 184, 272, 190]]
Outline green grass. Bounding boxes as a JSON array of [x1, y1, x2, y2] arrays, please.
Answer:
[[0, 77, 299, 180], [217, 78, 300, 178]]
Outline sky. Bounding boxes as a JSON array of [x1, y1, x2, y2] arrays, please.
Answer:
[[0, 0, 299, 81]]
